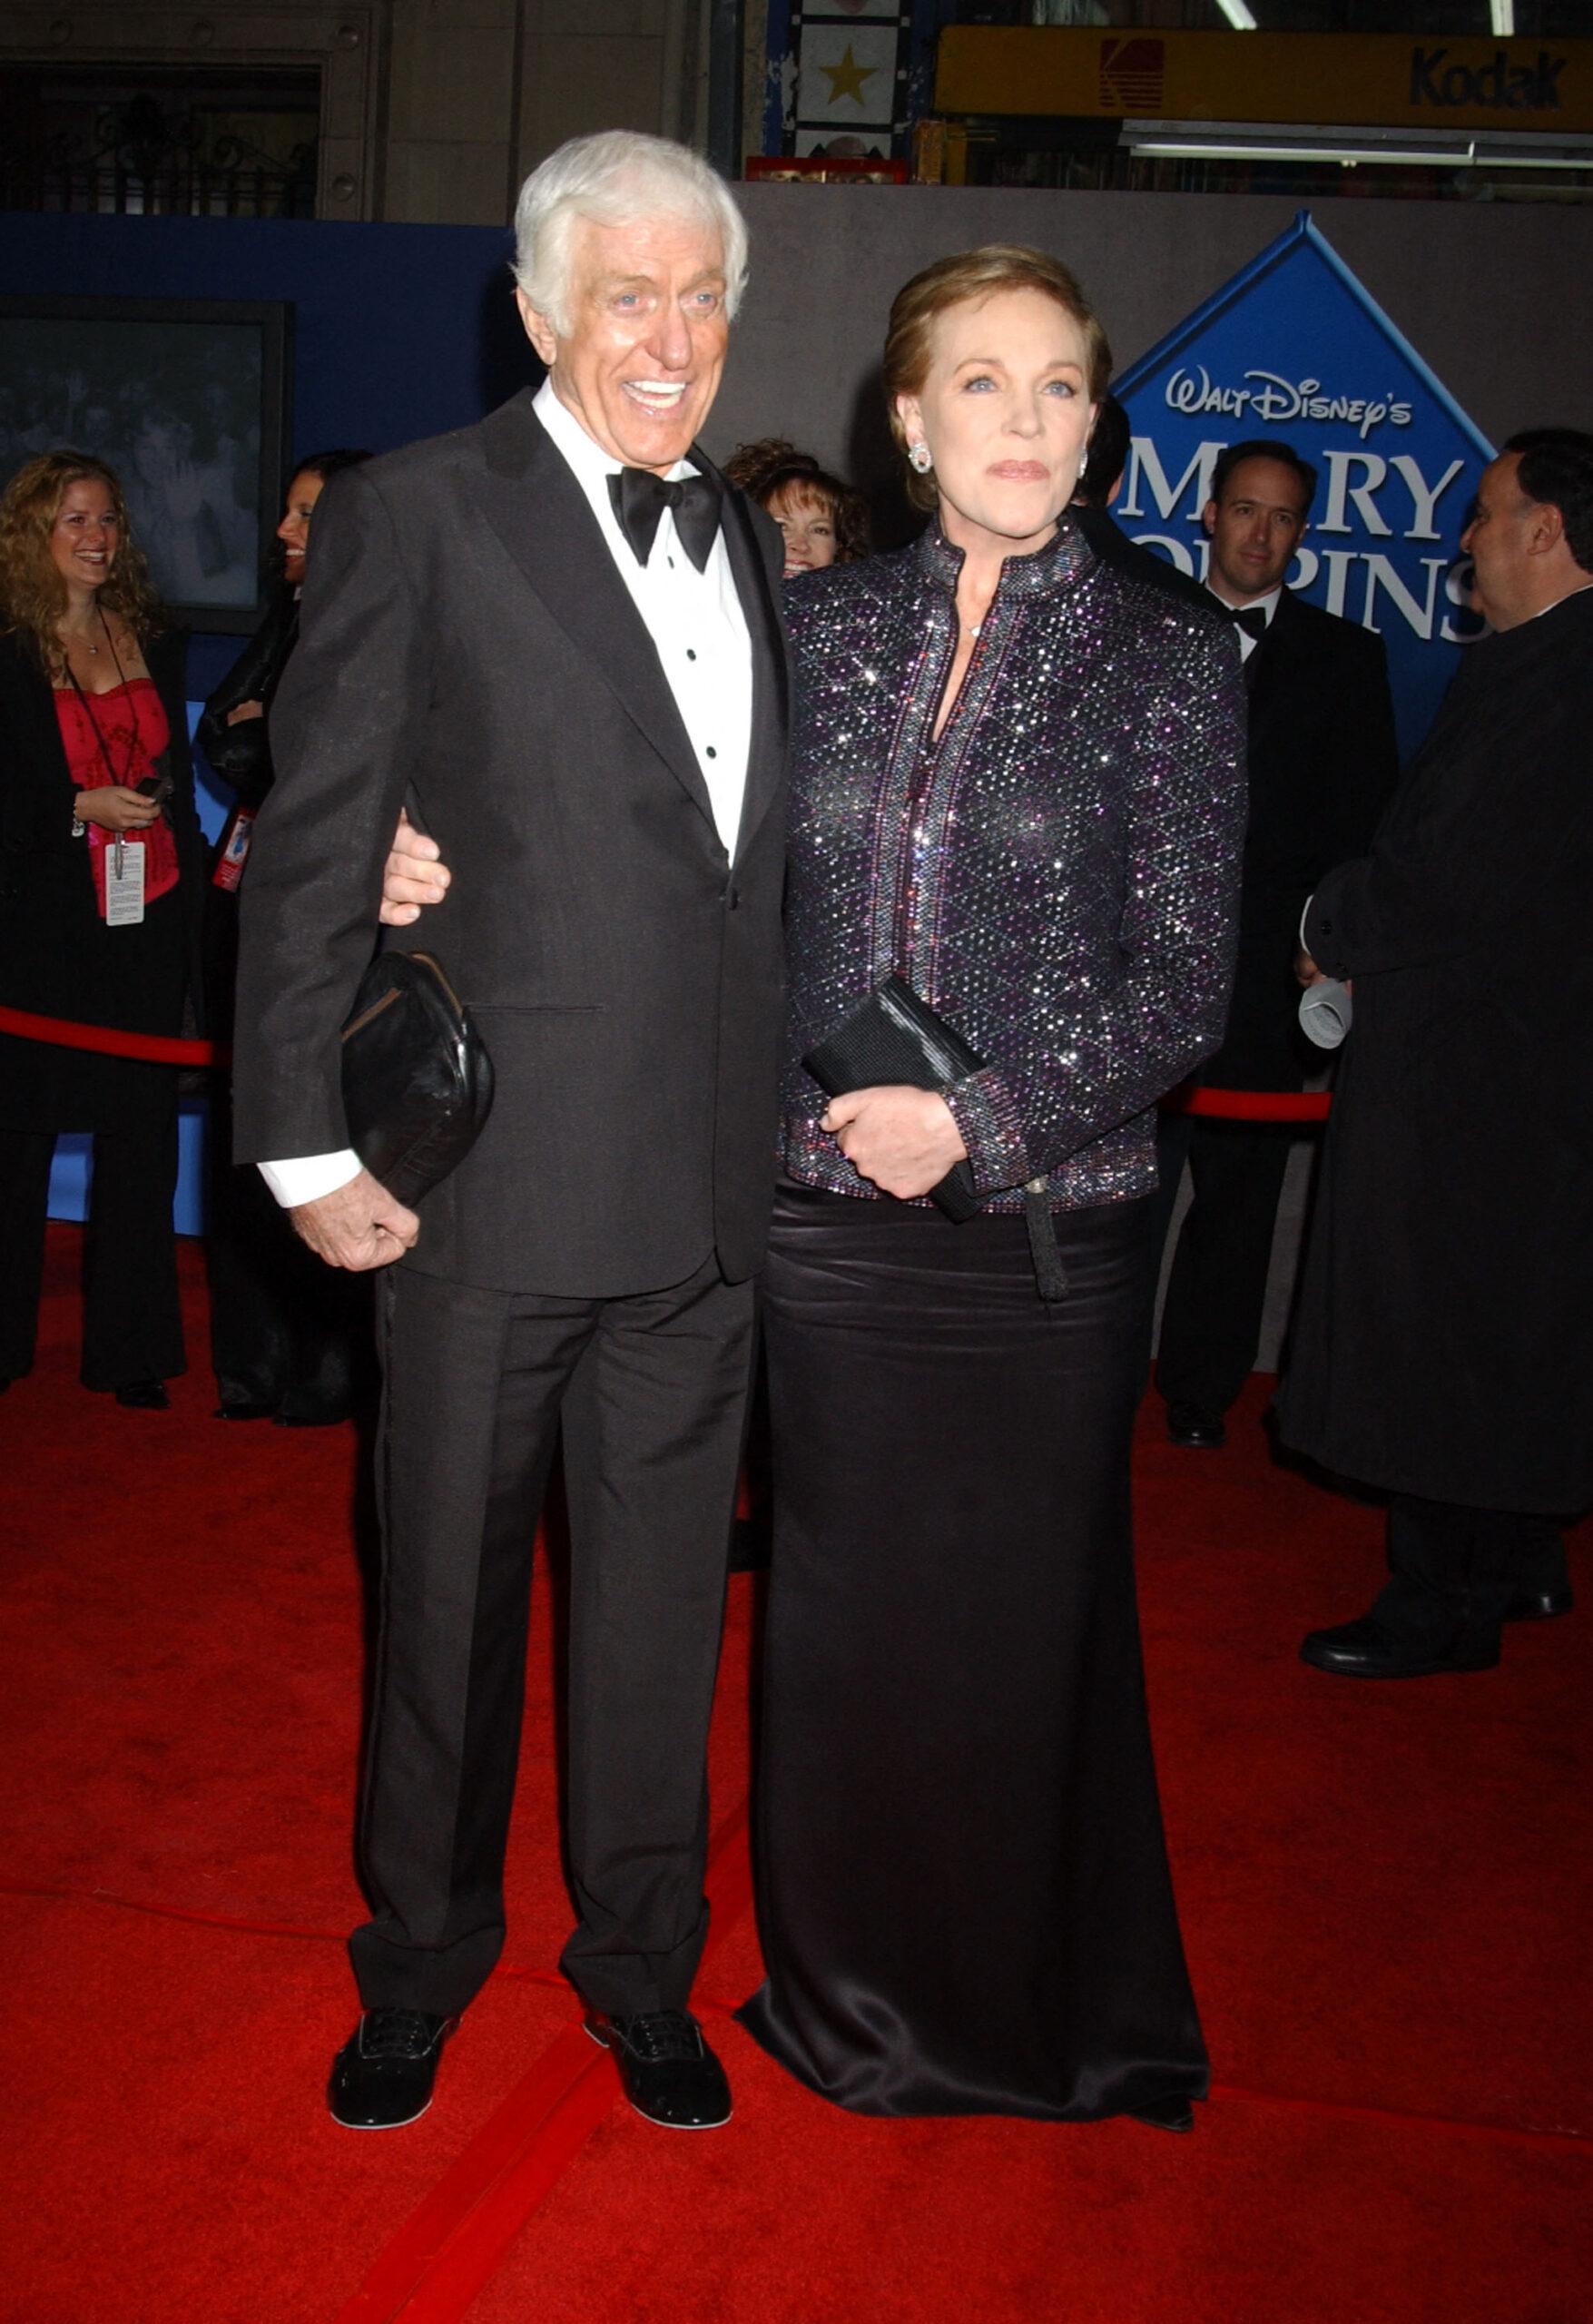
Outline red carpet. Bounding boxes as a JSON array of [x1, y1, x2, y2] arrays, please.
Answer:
[[3, 1226, 1589, 2323]]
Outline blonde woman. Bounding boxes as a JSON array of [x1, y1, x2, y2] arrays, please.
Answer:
[[0, 452, 206, 1405]]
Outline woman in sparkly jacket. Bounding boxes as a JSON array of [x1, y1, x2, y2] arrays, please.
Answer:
[[734, 247, 1246, 2130]]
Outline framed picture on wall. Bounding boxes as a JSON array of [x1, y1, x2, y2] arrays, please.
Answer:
[[0, 295, 293, 633]]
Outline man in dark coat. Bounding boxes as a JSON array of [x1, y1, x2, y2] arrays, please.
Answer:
[[1155, 439, 1399, 1448], [1282, 428, 1593, 1679], [232, 133, 788, 2128]]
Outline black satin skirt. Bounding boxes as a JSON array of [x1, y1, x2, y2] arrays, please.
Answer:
[[737, 1183, 1208, 2121]]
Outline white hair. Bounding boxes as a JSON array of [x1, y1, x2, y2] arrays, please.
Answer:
[[512, 132, 750, 338]]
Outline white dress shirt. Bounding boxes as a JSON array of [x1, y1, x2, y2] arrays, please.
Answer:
[[261, 379, 754, 1212]]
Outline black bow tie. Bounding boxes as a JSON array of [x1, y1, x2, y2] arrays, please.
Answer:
[[1224, 603, 1270, 643], [607, 467, 722, 573]]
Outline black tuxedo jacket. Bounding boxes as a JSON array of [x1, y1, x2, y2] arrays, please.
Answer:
[[232, 390, 790, 1296], [1210, 587, 1398, 1087]]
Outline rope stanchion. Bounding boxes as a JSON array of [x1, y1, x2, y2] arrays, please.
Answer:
[[0, 1003, 226, 1069]]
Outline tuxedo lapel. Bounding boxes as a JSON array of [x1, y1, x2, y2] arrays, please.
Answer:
[[711, 464, 788, 867], [469, 392, 717, 839]]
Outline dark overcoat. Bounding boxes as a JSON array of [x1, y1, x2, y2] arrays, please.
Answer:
[[1277, 586, 1593, 1513], [231, 389, 790, 1298], [0, 625, 206, 1131]]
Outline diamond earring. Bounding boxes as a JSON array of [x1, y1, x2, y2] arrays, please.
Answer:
[[908, 441, 932, 476]]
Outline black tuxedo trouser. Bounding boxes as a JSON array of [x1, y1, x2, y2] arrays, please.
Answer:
[[1155, 1114, 1296, 1420], [1374, 1497, 1570, 1649], [352, 1255, 754, 2020]]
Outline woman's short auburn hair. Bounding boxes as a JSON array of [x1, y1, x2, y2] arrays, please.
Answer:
[[882, 245, 1112, 512]]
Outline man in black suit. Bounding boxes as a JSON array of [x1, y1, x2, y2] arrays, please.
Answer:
[[1071, 395, 1218, 618], [1155, 438, 1398, 1449], [232, 132, 788, 2132]]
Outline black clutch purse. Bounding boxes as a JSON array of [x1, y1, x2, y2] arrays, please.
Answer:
[[801, 973, 985, 1222], [339, 951, 495, 1206]]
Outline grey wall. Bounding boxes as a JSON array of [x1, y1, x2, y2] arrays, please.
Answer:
[[707, 187, 1593, 501]]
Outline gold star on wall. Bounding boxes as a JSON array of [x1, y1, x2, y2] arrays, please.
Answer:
[[821, 44, 879, 108]]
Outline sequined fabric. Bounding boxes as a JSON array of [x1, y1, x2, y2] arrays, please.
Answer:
[[779, 517, 1247, 1211]]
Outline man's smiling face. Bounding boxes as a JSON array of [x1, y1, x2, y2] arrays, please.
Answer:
[[518, 210, 730, 476]]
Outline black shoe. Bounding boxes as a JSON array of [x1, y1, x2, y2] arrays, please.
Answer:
[[1503, 1585, 1573, 1622], [585, 2009, 732, 2129], [1299, 1614, 1500, 1679], [328, 2008, 457, 2130], [1127, 2095, 1196, 2133], [1165, 1403, 1224, 1450], [215, 1398, 277, 1422], [114, 1379, 169, 1410]]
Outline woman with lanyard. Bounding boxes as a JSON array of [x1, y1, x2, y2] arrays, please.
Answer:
[[0, 451, 205, 1406]]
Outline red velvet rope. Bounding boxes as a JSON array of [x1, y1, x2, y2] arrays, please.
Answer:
[[0, 1003, 226, 1068], [0, 1008, 1333, 1121], [1164, 1084, 1332, 1122]]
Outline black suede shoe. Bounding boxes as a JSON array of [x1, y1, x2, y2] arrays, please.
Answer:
[[1503, 1585, 1573, 1622], [1165, 1403, 1224, 1450], [1300, 1614, 1500, 1679], [328, 2008, 457, 2129], [585, 2010, 732, 2129], [114, 1380, 169, 1410], [1127, 2095, 1196, 2133], [215, 1398, 277, 1421]]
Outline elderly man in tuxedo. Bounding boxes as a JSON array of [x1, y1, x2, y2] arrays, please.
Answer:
[[233, 133, 788, 2132]]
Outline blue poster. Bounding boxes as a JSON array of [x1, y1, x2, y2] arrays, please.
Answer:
[[1113, 212, 1493, 759]]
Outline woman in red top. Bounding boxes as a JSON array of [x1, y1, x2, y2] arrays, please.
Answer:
[[0, 451, 206, 1404]]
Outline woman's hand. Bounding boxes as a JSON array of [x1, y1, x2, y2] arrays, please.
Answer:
[[226, 698, 266, 726], [822, 1085, 969, 1199], [379, 809, 451, 927], [76, 784, 162, 832]]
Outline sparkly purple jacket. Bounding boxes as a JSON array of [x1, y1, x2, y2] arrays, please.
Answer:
[[779, 519, 1247, 1211]]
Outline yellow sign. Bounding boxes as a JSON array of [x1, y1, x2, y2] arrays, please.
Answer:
[[935, 28, 1593, 135]]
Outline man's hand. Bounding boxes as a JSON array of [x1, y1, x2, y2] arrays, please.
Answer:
[[1295, 946, 1327, 989], [289, 1167, 419, 1270], [379, 809, 451, 926], [822, 1086, 969, 1200]]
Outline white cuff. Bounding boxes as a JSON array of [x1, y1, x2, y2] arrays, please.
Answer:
[[259, 1149, 363, 1208]]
